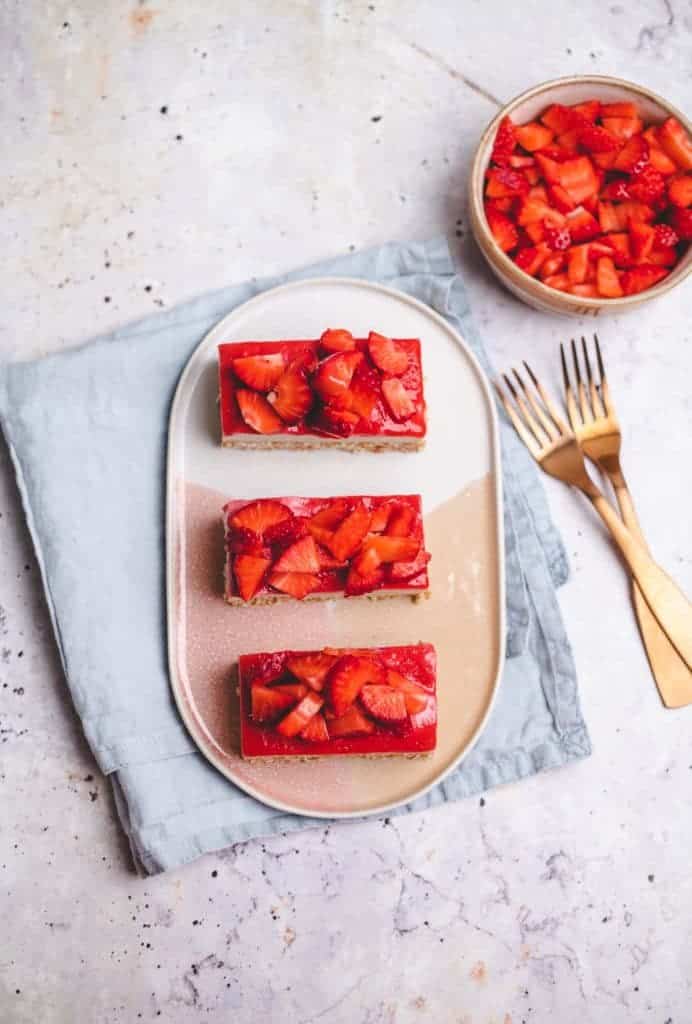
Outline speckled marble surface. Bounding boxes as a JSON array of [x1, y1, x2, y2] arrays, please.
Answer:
[[2, 2, 692, 1022]]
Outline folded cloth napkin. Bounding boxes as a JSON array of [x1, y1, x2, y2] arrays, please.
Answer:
[[0, 238, 590, 874]]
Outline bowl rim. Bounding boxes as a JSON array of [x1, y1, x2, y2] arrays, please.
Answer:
[[469, 73, 692, 310]]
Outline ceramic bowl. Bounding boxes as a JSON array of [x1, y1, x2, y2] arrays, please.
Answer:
[[468, 75, 692, 317]]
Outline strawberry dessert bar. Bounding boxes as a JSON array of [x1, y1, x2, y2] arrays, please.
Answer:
[[223, 495, 430, 603], [238, 643, 437, 758], [218, 328, 426, 451]]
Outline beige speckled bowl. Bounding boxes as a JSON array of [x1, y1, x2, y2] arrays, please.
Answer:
[[469, 75, 692, 317]]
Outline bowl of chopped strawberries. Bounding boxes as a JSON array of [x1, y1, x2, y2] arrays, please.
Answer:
[[469, 75, 692, 315]]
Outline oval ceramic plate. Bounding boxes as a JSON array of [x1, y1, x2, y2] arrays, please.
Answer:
[[166, 277, 505, 818]]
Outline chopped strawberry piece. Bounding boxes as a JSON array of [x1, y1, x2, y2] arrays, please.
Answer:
[[567, 244, 590, 284], [544, 225, 571, 251], [603, 232, 632, 266], [300, 712, 329, 743], [613, 134, 649, 173], [316, 544, 346, 570], [308, 524, 335, 548], [565, 206, 601, 242], [534, 153, 562, 184], [621, 265, 669, 295], [308, 500, 350, 531], [268, 570, 321, 600], [360, 684, 407, 723], [349, 361, 382, 422], [628, 164, 665, 204], [629, 221, 655, 262], [542, 273, 571, 292], [231, 499, 292, 536], [232, 353, 285, 391], [352, 544, 382, 577], [485, 167, 529, 198], [541, 104, 576, 135], [645, 137, 678, 175], [386, 502, 417, 537], [251, 685, 297, 723], [596, 257, 623, 298], [618, 200, 655, 225], [518, 197, 563, 226], [646, 248, 678, 267], [523, 221, 546, 245], [668, 173, 692, 207], [235, 389, 284, 434], [234, 554, 271, 601], [552, 156, 599, 204], [597, 201, 624, 233], [490, 115, 517, 165], [387, 548, 432, 583], [556, 130, 579, 154], [601, 101, 638, 118], [327, 501, 371, 561], [326, 704, 376, 738], [344, 566, 385, 596], [547, 184, 576, 213], [272, 682, 309, 702], [386, 669, 429, 715], [508, 154, 535, 169], [267, 362, 313, 423], [312, 406, 360, 437], [569, 283, 599, 297], [319, 328, 356, 353], [601, 116, 643, 140], [653, 223, 679, 248], [382, 378, 416, 421], [588, 239, 616, 258], [313, 351, 363, 402], [226, 524, 268, 556], [670, 205, 692, 239], [577, 121, 619, 153], [514, 245, 548, 276], [657, 117, 692, 170], [361, 535, 421, 563], [572, 99, 600, 122], [591, 150, 619, 170], [515, 122, 554, 152], [367, 332, 409, 375], [264, 515, 309, 551], [285, 651, 338, 691], [273, 535, 321, 573], [327, 654, 385, 717], [369, 502, 392, 533], [600, 178, 631, 201], [538, 253, 567, 279], [485, 204, 519, 252], [277, 691, 324, 737]]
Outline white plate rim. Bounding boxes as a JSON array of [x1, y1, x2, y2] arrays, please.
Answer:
[[166, 275, 506, 818]]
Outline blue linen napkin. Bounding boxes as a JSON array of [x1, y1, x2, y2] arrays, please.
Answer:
[[0, 238, 590, 874]]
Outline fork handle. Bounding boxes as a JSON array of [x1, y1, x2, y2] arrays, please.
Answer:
[[585, 487, 692, 672]]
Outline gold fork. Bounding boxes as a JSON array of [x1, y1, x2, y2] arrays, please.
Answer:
[[496, 364, 692, 673], [561, 336, 692, 708]]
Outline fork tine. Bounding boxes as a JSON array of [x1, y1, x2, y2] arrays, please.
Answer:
[[571, 338, 593, 424], [494, 381, 542, 459], [512, 368, 560, 441], [560, 342, 581, 432], [522, 360, 570, 435], [593, 333, 614, 415], [581, 335, 605, 418], [502, 372, 550, 447]]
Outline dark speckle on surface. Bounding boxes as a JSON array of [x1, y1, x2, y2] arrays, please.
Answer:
[[84, 774, 94, 782], [371, 115, 382, 123], [160, 105, 168, 114], [175, 134, 183, 141], [648, 874, 655, 882], [211, 870, 218, 878], [104, 296, 111, 303], [479, 797, 485, 807], [89, 791, 98, 802]]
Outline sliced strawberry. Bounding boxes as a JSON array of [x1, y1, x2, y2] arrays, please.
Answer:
[[540, 104, 576, 135], [621, 265, 669, 295], [576, 121, 619, 153], [485, 166, 529, 198], [600, 101, 638, 118], [515, 245, 548, 276], [277, 692, 324, 737], [601, 116, 643, 140], [386, 502, 416, 537], [285, 651, 338, 691], [264, 515, 309, 551], [646, 247, 677, 267], [490, 115, 517, 165], [313, 351, 363, 402], [234, 554, 271, 601], [316, 544, 346, 570], [668, 173, 692, 207], [547, 184, 576, 213], [268, 570, 321, 600], [326, 654, 385, 716], [386, 548, 431, 583], [596, 257, 623, 298], [231, 500, 292, 536], [312, 406, 360, 438], [382, 378, 415, 421], [362, 535, 421, 563], [326, 704, 376, 738], [603, 232, 632, 267], [556, 129, 579, 154], [300, 711, 329, 742], [515, 122, 553, 152], [236, 389, 284, 434], [308, 500, 350, 531], [657, 117, 692, 170], [572, 99, 600, 122], [646, 139, 678, 176], [485, 204, 519, 252], [319, 328, 357, 354], [538, 253, 567, 279], [567, 244, 590, 284], [232, 353, 285, 391], [225, 525, 268, 556], [600, 178, 631, 201], [552, 156, 599, 204], [523, 221, 546, 245], [352, 544, 382, 577], [508, 154, 535, 168], [344, 565, 385, 596], [367, 331, 409, 375], [592, 150, 619, 170], [618, 200, 655, 225], [569, 283, 599, 297], [267, 362, 313, 423], [273, 535, 321, 573], [613, 134, 649, 173], [528, 184, 549, 202], [653, 223, 679, 248], [250, 652, 288, 686], [628, 164, 665, 204], [588, 239, 617, 259], [386, 669, 429, 715], [272, 682, 309, 702], [670, 206, 692, 240], [629, 221, 655, 262], [327, 501, 371, 561], [543, 225, 571, 251], [369, 503, 391, 533], [518, 196, 560, 225], [251, 684, 297, 723], [542, 273, 571, 292], [565, 206, 600, 242], [349, 361, 382, 422], [360, 684, 407, 722]]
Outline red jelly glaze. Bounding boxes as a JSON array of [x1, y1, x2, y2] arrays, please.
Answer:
[[218, 338, 426, 439], [223, 494, 430, 599], [239, 644, 437, 757]]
